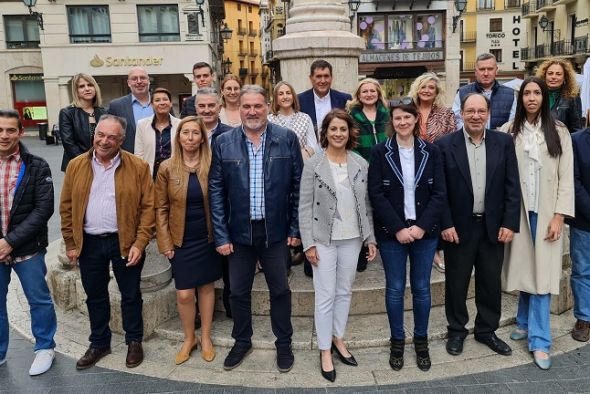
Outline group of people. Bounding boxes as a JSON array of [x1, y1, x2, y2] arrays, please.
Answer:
[[1, 53, 588, 384]]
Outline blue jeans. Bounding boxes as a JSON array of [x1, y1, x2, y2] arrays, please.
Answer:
[[516, 211, 552, 353], [570, 227, 590, 321], [379, 237, 437, 340], [0, 253, 57, 360]]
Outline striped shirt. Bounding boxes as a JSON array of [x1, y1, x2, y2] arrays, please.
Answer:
[[84, 151, 121, 234], [244, 128, 266, 220]]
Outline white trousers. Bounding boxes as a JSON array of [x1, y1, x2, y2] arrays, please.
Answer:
[[312, 238, 363, 350]]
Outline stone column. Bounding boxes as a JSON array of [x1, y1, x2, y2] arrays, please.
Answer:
[[272, 0, 365, 94]]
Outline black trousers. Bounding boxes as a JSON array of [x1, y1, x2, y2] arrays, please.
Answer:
[[443, 220, 504, 339], [78, 233, 144, 348], [228, 221, 292, 349]]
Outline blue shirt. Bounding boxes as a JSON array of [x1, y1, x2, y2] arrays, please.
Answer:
[[131, 94, 154, 126], [244, 127, 266, 220]]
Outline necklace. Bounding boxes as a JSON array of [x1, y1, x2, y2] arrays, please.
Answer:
[[84, 110, 95, 117]]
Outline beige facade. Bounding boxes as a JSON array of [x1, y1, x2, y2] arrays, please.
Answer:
[[521, 0, 589, 72], [0, 0, 223, 128]]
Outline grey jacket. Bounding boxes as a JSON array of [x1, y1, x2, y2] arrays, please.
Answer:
[[299, 151, 376, 251]]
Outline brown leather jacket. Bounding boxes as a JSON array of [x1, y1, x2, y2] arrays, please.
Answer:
[[154, 159, 213, 253], [60, 150, 155, 256]]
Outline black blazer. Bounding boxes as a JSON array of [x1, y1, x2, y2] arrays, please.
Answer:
[[210, 122, 233, 146], [435, 129, 521, 244], [297, 88, 352, 128], [107, 94, 138, 153], [180, 95, 196, 118], [566, 128, 590, 231], [58, 105, 107, 171], [368, 137, 446, 240]]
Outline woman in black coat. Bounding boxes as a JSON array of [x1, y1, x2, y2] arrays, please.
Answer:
[[58, 73, 106, 171]]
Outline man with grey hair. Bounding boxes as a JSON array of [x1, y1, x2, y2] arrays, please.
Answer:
[[452, 53, 516, 131], [195, 88, 233, 146], [209, 85, 303, 372], [60, 114, 155, 370], [107, 67, 154, 153]]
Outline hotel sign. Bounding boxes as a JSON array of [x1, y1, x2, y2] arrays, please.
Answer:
[[359, 51, 444, 63]]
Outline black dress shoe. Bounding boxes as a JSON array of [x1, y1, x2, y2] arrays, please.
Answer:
[[475, 334, 512, 356], [320, 353, 336, 382], [446, 336, 464, 356], [331, 343, 358, 366], [76, 346, 111, 370]]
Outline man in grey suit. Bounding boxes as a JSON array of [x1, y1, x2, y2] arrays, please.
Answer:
[[107, 67, 154, 153]]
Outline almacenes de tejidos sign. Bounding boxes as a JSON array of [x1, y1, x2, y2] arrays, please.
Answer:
[[359, 51, 444, 63]]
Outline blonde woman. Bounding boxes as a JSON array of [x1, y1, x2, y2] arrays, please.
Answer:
[[346, 78, 390, 161], [58, 73, 106, 171], [219, 75, 242, 127], [536, 58, 582, 132], [155, 116, 222, 365]]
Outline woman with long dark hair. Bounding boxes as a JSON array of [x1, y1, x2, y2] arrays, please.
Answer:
[[368, 102, 446, 372], [500, 77, 574, 370]]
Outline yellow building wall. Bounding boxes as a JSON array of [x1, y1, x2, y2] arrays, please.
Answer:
[[223, 0, 263, 86]]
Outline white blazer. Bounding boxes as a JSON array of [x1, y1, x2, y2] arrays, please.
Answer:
[[134, 115, 180, 175]]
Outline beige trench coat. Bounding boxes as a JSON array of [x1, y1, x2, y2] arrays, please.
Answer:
[[499, 121, 574, 295]]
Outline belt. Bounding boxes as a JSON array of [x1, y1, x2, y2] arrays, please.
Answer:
[[472, 213, 485, 223], [405, 219, 416, 227], [85, 232, 118, 238]]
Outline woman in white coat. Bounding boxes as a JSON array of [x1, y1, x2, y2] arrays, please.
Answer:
[[500, 77, 574, 370]]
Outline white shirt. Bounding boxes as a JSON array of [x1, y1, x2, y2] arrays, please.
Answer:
[[399, 145, 416, 220], [314, 90, 332, 132], [329, 161, 360, 240], [84, 152, 120, 234]]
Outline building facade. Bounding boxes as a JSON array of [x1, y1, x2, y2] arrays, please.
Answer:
[[222, 0, 265, 88], [260, 0, 286, 88], [521, 0, 589, 73], [0, 0, 225, 129], [354, 0, 461, 104], [459, 0, 527, 84]]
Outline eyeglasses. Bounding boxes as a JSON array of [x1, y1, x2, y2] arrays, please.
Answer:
[[389, 97, 414, 107], [128, 76, 149, 83], [463, 109, 488, 116]]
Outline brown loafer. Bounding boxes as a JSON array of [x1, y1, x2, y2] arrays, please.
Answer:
[[572, 320, 590, 342], [126, 341, 144, 368], [76, 346, 111, 370]]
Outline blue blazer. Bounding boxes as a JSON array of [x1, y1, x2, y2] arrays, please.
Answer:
[[210, 122, 233, 146], [566, 128, 590, 231], [368, 137, 446, 240], [297, 88, 352, 128], [107, 94, 137, 153], [435, 129, 521, 244]]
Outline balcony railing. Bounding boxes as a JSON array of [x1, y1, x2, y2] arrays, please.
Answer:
[[535, 44, 547, 58], [535, 0, 555, 9], [522, 2, 535, 16], [248, 28, 257, 37], [505, 0, 521, 7], [521, 47, 530, 60], [237, 27, 248, 36], [462, 61, 477, 71], [460, 32, 476, 42], [250, 68, 259, 76], [574, 36, 588, 54], [6, 40, 40, 49], [238, 49, 248, 56], [239, 68, 248, 77], [551, 40, 574, 56], [249, 50, 258, 56]]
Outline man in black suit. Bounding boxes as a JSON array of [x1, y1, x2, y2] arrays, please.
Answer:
[[181, 62, 215, 118], [435, 93, 520, 357], [107, 67, 153, 153], [297, 59, 352, 134], [194, 87, 232, 146]]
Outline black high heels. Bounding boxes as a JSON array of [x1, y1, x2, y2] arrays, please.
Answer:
[[320, 353, 336, 382], [331, 343, 358, 366]]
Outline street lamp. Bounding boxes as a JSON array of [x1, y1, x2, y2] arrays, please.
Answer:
[[22, 0, 44, 30], [195, 0, 205, 27], [222, 58, 233, 75], [220, 22, 233, 42], [348, 0, 361, 29], [452, 0, 467, 33], [538, 15, 560, 39]]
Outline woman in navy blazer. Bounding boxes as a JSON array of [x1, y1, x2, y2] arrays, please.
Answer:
[[368, 102, 446, 372]]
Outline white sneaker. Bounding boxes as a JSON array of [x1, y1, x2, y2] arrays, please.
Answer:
[[29, 349, 55, 376], [0, 357, 6, 366]]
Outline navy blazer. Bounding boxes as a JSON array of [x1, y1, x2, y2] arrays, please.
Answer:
[[566, 128, 590, 231], [210, 122, 233, 146], [368, 137, 446, 240], [297, 88, 352, 128], [107, 94, 137, 153], [208, 123, 303, 247], [435, 129, 521, 244]]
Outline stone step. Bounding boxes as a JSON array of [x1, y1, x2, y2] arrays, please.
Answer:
[[154, 293, 517, 350], [213, 256, 475, 317]]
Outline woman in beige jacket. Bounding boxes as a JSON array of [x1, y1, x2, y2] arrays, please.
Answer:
[[500, 77, 574, 370]]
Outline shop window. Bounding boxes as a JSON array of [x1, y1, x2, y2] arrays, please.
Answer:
[[359, 13, 443, 51], [414, 14, 443, 48], [67, 6, 111, 43], [4, 15, 40, 49], [359, 15, 386, 50], [489, 18, 502, 33], [137, 5, 180, 42], [490, 49, 502, 62]]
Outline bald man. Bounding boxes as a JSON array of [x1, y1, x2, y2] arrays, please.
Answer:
[[107, 67, 154, 153]]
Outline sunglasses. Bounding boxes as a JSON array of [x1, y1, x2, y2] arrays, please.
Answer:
[[389, 97, 414, 107]]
